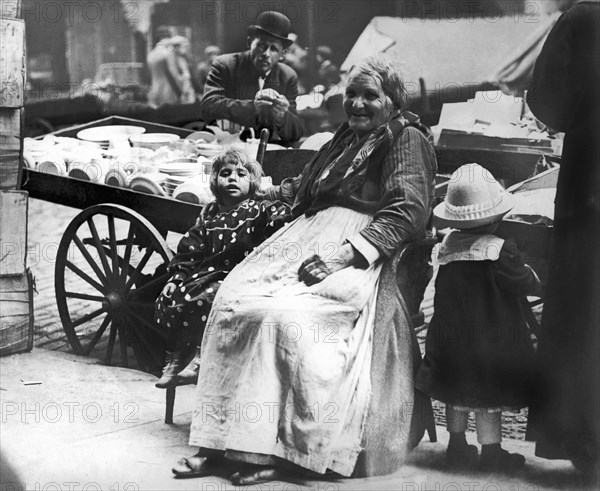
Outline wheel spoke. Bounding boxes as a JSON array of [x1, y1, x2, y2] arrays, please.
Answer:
[[65, 291, 104, 302], [71, 306, 107, 329], [65, 260, 106, 294], [119, 223, 136, 284], [122, 305, 167, 340], [124, 246, 155, 291], [72, 235, 108, 286], [105, 319, 118, 365], [107, 215, 120, 282], [87, 218, 112, 277], [83, 313, 112, 355], [121, 312, 164, 366]]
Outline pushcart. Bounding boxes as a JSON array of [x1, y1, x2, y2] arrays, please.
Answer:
[[19, 116, 317, 376], [20, 116, 203, 373]]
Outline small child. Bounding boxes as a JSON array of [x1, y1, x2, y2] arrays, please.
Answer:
[[416, 163, 542, 472], [155, 149, 291, 388]]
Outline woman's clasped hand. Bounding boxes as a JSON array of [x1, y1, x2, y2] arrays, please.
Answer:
[[298, 243, 360, 286], [298, 255, 332, 285]]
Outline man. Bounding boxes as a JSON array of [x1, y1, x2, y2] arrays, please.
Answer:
[[200, 11, 303, 145]]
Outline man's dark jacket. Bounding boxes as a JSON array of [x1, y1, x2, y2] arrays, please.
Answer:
[[201, 51, 303, 144]]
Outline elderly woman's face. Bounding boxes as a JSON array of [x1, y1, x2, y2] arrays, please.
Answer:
[[343, 72, 394, 138]]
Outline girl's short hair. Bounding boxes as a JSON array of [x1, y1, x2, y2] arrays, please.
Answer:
[[209, 149, 263, 204], [349, 55, 407, 110]]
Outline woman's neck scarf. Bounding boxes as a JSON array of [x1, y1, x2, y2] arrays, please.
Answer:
[[292, 111, 429, 217]]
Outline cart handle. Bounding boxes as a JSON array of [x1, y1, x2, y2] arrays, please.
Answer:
[[256, 128, 270, 166]]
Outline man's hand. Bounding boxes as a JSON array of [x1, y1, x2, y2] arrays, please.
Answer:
[[255, 89, 289, 124], [271, 96, 290, 124]]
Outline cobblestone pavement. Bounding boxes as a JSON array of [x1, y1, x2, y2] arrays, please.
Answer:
[[27, 198, 533, 439], [10, 198, 596, 490]]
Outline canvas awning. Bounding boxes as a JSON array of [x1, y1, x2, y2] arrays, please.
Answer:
[[341, 13, 560, 97]]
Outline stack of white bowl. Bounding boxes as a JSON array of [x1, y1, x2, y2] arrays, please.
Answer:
[[76, 125, 146, 150]]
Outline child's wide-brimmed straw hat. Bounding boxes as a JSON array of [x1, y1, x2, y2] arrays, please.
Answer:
[[434, 163, 514, 229]]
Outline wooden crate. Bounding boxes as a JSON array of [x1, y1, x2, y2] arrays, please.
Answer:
[[0, 15, 25, 191], [0, 269, 34, 356], [0, 1, 22, 19], [0, 107, 22, 190], [0, 190, 28, 275], [0, 17, 25, 108]]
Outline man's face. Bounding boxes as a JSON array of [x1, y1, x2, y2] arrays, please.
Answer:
[[249, 35, 284, 76]]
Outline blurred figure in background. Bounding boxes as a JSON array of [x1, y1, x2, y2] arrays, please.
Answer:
[[282, 33, 309, 94], [315, 45, 341, 93], [171, 36, 196, 104], [147, 31, 183, 107], [195, 45, 221, 94]]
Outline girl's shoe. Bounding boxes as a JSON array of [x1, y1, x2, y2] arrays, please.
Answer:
[[479, 446, 525, 472], [446, 443, 479, 470], [155, 351, 185, 388], [177, 346, 201, 385]]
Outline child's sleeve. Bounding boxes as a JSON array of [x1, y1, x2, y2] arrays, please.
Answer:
[[167, 217, 209, 283], [256, 200, 293, 240], [261, 176, 302, 206], [494, 239, 543, 297]]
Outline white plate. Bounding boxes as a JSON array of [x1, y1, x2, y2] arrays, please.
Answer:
[[161, 173, 201, 179], [130, 133, 179, 144], [158, 162, 202, 173], [77, 125, 146, 143], [185, 131, 217, 144], [130, 133, 180, 150]]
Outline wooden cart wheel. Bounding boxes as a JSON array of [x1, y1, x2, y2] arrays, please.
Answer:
[[55, 204, 173, 372]]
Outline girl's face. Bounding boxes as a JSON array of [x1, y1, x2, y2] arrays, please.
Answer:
[[217, 162, 251, 208], [343, 72, 394, 138]]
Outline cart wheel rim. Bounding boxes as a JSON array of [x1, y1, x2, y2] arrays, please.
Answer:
[[55, 204, 173, 371]]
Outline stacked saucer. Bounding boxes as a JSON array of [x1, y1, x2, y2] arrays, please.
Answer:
[[157, 160, 203, 178], [173, 178, 214, 205], [163, 175, 188, 197], [128, 172, 167, 197]]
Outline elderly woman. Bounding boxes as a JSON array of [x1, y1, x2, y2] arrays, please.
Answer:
[[172, 55, 437, 484]]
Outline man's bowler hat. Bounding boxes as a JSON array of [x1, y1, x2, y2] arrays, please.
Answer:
[[248, 11, 293, 48]]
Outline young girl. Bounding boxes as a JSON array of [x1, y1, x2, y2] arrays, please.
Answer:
[[155, 149, 291, 388], [416, 163, 542, 472]]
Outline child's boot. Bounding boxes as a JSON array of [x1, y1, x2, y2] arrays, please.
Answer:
[[155, 351, 186, 388], [446, 432, 479, 469], [177, 346, 201, 385], [479, 444, 525, 472]]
